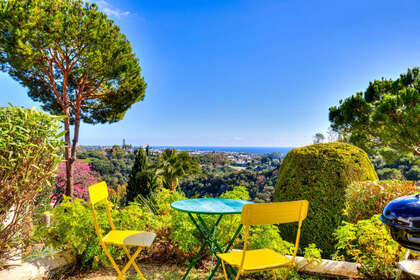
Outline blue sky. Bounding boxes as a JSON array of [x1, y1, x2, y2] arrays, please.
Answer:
[[1, 0, 420, 147]]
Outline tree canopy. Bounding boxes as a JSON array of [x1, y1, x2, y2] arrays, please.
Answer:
[[0, 0, 146, 123], [0, 0, 146, 196], [329, 68, 420, 156]]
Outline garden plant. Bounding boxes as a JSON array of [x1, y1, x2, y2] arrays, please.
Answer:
[[0, 106, 63, 266], [273, 142, 378, 257]]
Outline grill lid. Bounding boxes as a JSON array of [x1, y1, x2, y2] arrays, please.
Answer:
[[381, 193, 420, 229]]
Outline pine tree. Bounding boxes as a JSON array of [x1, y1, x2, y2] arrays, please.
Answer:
[[0, 0, 146, 197]]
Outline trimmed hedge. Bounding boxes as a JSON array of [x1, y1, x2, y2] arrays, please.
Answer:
[[273, 142, 378, 257], [344, 180, 418, 223]]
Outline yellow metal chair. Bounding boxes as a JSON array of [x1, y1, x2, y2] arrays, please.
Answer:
[[88, 181, 156, 280], [217, 200, 309, 280]]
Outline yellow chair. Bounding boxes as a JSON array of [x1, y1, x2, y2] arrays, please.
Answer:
[[217, 200, 309, 280], [88, 181, 156, 280]]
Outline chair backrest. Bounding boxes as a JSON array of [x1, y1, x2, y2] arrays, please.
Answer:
[[238, 200, 309, 271], [241, 200, 309, 226], [88, 181, 109, 205], [88, 181, 115, 241]]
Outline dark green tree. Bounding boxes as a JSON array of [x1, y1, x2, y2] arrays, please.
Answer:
[[126, 148, 158, 203], [0, 0, 146, 196], [329, 68, 420, 156]]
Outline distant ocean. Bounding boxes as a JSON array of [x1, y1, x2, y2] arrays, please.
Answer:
[[151, 146, 294, 155]]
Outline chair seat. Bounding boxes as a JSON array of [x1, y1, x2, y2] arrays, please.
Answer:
[[217, 249, 291, 271], [102, 230, 156, 247]]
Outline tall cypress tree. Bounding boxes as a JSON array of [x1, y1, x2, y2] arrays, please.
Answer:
[[126, 148, 158, 203]]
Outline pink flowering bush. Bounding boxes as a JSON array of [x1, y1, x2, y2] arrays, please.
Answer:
[[53, 161, 102, 202]]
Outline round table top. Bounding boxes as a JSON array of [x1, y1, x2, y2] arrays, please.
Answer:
[[170, 198, 253, 215]]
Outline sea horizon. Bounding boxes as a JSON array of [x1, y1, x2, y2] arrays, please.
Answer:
[[150, 146, 294, 154]]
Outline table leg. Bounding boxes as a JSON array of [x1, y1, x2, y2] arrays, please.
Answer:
[[207, 224, 242, 280], [182, 213, 223, 280], [183, 213, 243, 280], [182, 240, 207, 280]]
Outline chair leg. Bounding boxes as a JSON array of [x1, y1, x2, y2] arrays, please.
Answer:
[[120, 247, 143, 276], [101, 242, 143, 280], [234, 270, 241, 280], [282, 266, 292, 280], [221, 260, 229, 280], [100, 242, 125, 279], [273, 269, 277, 280], [122, 246, 146, 280]]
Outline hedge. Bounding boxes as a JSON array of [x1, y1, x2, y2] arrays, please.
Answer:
[[273, 142, 378, 257]]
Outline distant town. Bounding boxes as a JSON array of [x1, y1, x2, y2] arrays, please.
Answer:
[[79, 140, 284, 170]]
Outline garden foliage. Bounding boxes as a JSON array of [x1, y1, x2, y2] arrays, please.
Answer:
[[0, 106, 63, 265], [334, 215, 406, 279], [53, 161, 102, 203], [344, 180, 419, 223], [38, 197, 161, 269], [273, 142, 378, 257], [38, 186, 310, 269]]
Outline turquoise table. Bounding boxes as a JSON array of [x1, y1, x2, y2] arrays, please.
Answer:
[[171, 198, 253, 280]]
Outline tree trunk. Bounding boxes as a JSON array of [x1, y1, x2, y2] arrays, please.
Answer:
[[63, 112, 74, 197], [70, 109, 81, 184]]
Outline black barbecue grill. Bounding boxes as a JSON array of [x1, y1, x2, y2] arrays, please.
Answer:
[[380, 193, 420, 251]]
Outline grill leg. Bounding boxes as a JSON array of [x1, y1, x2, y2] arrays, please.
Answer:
[[396, 249, 411, 280], [405, 249, 411, 260]]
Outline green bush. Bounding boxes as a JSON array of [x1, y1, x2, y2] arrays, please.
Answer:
[[273, 142, 378, 257], [0, 106, 63, 265], [334, 215, 407, 279], [406, 165, 420, 181], [303, 243, 322, 264], [344, 180, 418, 223], [377, 168, 404, 180]]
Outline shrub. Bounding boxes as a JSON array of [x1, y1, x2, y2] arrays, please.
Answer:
[[303, 243, 322, 264], [406, 166, 420, 181], [53, 161, 102, 203], [0, 106, 63, 265], [334, 215, 406, 279], [377, 168, 404, 180], [273, 142, 378, 257], [344, 180, 419, 223]]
